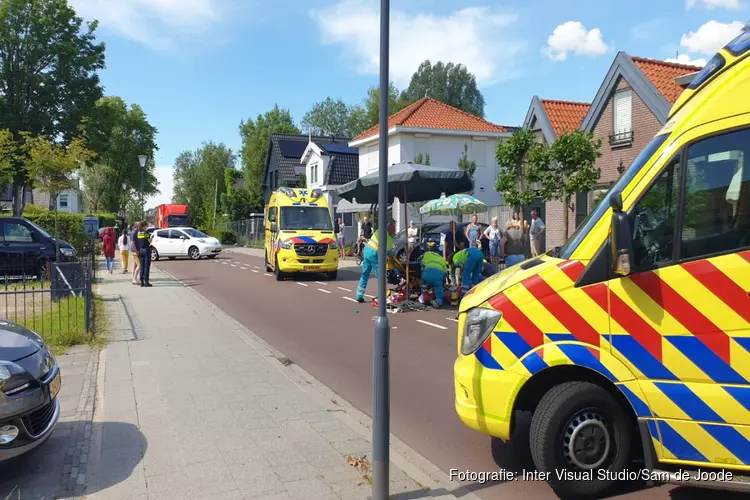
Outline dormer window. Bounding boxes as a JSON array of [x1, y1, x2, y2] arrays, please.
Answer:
[[610, 89, 633, 146]]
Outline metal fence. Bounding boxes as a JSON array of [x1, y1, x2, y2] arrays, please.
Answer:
[[462, 204, 513, 227], [0, 241, 97, 342], [218, 218, 265, 248]]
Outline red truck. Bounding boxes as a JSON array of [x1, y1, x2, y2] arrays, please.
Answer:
[[155, 204, 190, 228]]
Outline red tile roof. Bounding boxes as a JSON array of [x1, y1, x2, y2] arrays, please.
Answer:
[[630, 56, 702, 104], [540, 99, 591, 137], [351, 97, 509, 142]]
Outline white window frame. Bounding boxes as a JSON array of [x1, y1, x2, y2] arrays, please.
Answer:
[[59, 193, 69, 208], [613, 90, 632, 135]]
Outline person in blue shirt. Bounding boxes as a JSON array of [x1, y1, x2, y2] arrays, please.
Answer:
[[420, 247, 448, 308], [356, 223, 395, 303], [453, 247, 484, 296]]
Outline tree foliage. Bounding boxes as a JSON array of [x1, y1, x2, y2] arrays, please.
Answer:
[[0, 129, 16, 185], [539, 130, 602, 238], [220, 168, 255, 221], [0, 0, 106, 214], [173, 142, 235, 228], [401, 61, 485, 117], [356, 83, 408, 134], [22, 134, 94, 210], [458, 143, 477, 178], [78, 162, 114, 212], [495, 129, 547, 221], [301, 97, 358, 138], [81, 96, 159, 212], [239, 105, 300, 206]]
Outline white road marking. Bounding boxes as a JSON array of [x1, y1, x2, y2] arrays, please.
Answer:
[[315, 281, 327, 286], [416, 320, 448, 330], [230, 264, 237, 267], [253, 265, 260, 269], [317, 288, 331, 294], [365, 294, 375, 299], [338, 286, 352, 292], [297, 282, 309, 287], [447, 317, 459, 323], [343, 297, 359, 303], [251, 269, 259, 273], [264, 273, 272, 277], [221, 261, 228, 265]]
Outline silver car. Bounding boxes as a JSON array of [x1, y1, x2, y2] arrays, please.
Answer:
[[0, 321, 60, 461]]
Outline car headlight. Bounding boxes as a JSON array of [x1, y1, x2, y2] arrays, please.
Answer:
[[197, 239, 206, 243], [329, 241, 338, 249], [461, 307, 502, 355], [60, 247, 76, 257], [0, 361, 34, 396], [279, 240, 292, 250]]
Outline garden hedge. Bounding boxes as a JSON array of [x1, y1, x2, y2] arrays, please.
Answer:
[[22, 209, 117, 252]]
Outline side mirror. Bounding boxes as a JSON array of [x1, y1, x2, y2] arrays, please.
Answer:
[[271, 222, 278, 232], [181, 236, 187, 240], [610, 190, 634, 276]]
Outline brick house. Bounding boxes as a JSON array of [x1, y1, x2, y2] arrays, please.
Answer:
[[523, 97, 591, 249], [579, 52, 701, 214]]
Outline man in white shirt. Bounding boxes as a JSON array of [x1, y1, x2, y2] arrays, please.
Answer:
[[529, 210, 546, 257], [407, 221, 418, 245]]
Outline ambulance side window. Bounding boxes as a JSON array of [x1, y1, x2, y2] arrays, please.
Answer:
[[631, 156, 681, 270], [680, 127, 750, 259], [268, 207, 277, 223]]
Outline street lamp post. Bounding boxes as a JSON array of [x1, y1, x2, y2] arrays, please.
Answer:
[[137, 155, 147, 220], [121, 182, 127, 228]]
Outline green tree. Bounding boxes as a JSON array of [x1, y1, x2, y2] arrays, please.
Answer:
[[220, 168, 255, 221], [0, 129, 17, 186], [173, 142, 235, 228], [81, 96, 159, 212], [0, 0, 106, 215], [301, 97, 357, 137], [458, 143, 477, 194], [495, 129, 547, 228], [355, 83, 408, 134], [79, 162, 114, 212], [239, 105, 300, 205], [401, 61, 485, 117], [539, 130, 602, 238]]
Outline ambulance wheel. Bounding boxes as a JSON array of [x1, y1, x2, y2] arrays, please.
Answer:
[[529, 381, 632, 499], [327, 271, 337, 281], [274, 257, 284, 281]]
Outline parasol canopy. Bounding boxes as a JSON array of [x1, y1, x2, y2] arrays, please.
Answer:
[[419, 193, 487, 217]]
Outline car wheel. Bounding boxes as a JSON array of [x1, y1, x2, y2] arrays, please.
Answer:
[[529, 381, 633, 499], [274, 257, 284, 281], [150, 248, 159, 261], [188, 246, 201, 260], [327, 271, 338, 281], [397, 249, 405, 264]]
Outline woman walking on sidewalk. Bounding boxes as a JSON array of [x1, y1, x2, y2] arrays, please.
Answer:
[[118, 228, 130, 273], [102, 227, 116, 274], [131, 222, 141, 285]]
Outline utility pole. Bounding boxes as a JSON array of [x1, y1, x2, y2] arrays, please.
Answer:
[[372, 1, 391, 499], [213, 178, 218, 231]]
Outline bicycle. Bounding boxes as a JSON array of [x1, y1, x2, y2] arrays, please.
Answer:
[[352, 237, 366, 265]]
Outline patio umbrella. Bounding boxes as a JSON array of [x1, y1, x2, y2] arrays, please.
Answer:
[[419, 193, 488, 217], [337, 163, 473, 306]]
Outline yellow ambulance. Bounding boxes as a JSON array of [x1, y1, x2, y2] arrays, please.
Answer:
[[454, 26, 750, 498], [264, 187, 339, 281]]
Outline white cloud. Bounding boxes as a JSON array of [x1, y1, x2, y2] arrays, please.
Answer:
[[543, 21, 609, 61], [680, 20, 745, 54], [686, 0, 742, 10], [665, 53, 707, 66], [69, 0, 232, 50], [146, 165, 174, 209], [310, 1, 525, 87]]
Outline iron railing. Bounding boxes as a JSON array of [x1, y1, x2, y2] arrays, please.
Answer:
[[0, 240, 97, 342]]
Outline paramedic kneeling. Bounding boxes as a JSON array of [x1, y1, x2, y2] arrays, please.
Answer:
[[420, 247, 447, 308], [453, 247, 483, 296], [355, 223, 395, 303]]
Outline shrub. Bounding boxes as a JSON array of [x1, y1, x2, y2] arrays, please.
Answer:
[[216, 230, 237, 245], [22, 210, 117, 252]]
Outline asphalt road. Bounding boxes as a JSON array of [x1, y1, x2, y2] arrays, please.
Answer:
[[154, 251, 740, 500]]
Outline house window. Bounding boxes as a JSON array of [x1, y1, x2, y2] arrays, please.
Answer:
[[575, 191, 588, 227], [611, 90, 633, 146], [311, 163, 318, 184], [59, 194, 69, 208]]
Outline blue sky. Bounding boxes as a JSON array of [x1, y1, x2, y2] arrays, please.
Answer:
[[69, 0, 748, 208]]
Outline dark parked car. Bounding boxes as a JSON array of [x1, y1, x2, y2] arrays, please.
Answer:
[[392, 223, 441, 262], [421, 222, 490, 256], [0, 320, 60, 461], [0, 217, 77, 279]]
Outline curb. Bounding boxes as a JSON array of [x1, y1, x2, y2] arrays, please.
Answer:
[[155, 265, 481, 500]]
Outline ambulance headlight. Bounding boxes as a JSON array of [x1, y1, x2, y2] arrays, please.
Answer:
[[279, 241, 292, 250], [329, 241, 338, 249], [461, 308, 501, 355]]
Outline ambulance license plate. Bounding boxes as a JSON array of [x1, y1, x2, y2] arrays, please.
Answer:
[[303, 266, 316, 271], [49, 372, 61, 399]]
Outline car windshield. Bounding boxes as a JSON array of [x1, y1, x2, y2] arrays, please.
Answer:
[[280, 207, 333, 231], [26, 220, 52, 239], [168, 215, 189, 226], [183, 228, 206, 238], [559, 133, 670, 259]]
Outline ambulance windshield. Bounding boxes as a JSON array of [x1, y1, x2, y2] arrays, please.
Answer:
[[280, 207, 333, 231]]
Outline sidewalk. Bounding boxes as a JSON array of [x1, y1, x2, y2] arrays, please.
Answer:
[[87, 264, 469, 500]]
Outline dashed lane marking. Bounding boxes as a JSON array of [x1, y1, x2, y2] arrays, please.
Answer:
[[446, 318, 459, 323], [251, 270, 259, 273], [343, 297, 358, 303], [416, 320, 448, 330], [240, 267, 248, 270], [315, 281, 327, 286], [317, 288, 331, 294], [230, 264, 237, 267], [297, 282, 309, 287], [365, 294, 375, 299], [264, 273, 272, 277], [338, 286, 352, 292]]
